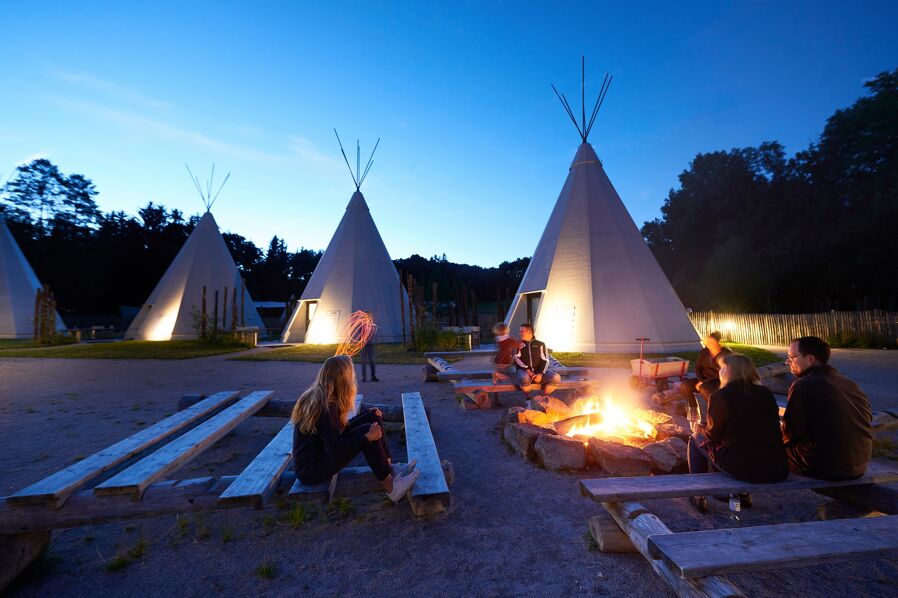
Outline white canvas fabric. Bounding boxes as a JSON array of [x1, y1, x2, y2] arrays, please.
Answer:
[[0, 217, 66, 338], [505, 143, 700, 352], [281, 190, 408, 343], [125, 211, 264, 340]]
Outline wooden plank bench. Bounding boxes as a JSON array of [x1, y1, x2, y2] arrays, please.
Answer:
[[94, 390, 273, 498], [8, 390, 240, 509], [436, 365, 589, 382], [453, 378, 593, 409], [402, 391, 450, 516], [648, 515, 898, 579], [580, 461, 898, 502]]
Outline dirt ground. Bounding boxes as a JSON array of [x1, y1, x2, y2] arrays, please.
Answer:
[[1, 350, 897, 597]]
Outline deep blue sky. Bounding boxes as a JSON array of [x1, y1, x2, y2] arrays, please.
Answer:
[[2, 1, 897, 266]]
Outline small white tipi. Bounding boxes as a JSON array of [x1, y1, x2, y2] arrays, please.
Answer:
[[281, 134, 408, 344], [125, 168, 264, 340], [0, 216, 66, 338], [505, 63, 700, 353]]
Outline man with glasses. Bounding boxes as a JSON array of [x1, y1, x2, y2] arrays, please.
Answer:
[[782, 336, 872, 480]]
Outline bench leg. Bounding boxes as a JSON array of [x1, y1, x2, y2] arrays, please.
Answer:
[[0, 531, 51, 593]]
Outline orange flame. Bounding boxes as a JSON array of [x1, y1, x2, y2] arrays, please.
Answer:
[[335, 310, 377, 357], [563, 395, 655, 442]]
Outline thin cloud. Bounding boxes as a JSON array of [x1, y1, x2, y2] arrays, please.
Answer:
[[52, 68, 173, 110], [53, 97, 296, 164], [16, 152, 50, 167], [287, 135, 342, 169]]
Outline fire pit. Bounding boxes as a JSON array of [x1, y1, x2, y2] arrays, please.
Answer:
[[501, 394, 690, 475]]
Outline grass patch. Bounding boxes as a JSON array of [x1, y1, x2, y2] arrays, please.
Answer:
[[105, 538, 146, 572], [873, 438, 898, 461], [553, 343, 780, 369], [256, 560, 278, 579], [0, 339, 251, 359], [232, 342, 460, 365], [327, 497, 355, 518], [286, 504, 314, 528], [0, 337, 78, 350]]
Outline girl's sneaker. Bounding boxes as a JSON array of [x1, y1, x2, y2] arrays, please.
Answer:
[[388, 469, 421, 503]]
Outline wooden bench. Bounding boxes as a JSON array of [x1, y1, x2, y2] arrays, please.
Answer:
[[580, 461, 898, 597], [648, 515, 898, 579], [436, 365, 588, 382], [402, 391, 450, 516]]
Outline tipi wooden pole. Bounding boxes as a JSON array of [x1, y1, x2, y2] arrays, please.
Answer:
[[201, 286, 207, 339], [222, 286, 228, 330], [33, 288, 42, 340]]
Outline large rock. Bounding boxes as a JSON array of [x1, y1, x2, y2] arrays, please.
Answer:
[[588, 438, 654, 477], [504, 423, 552, 461], [654, 417, 691, 441], [642, 441, 678, 473], [519, 409, 551, 428], [534, 433, 587, 471], [500, 407, 525, 439], [660, 436, 688, 471], [532, 396, 575, 421]]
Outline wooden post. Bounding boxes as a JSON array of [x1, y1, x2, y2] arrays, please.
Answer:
[[432, 282, 438, 327], [399, 269, 406, 346], [222, 286, 228, 330], [201, 286, 207, 339], [33, 288, 41, 339], [472, 289, 478, 329], [213, 290, 219, 337], [462, 287, 468, 326], [231, 287, 238, 330], [406, 273, 416, 345], [240, 279, 246, 328]]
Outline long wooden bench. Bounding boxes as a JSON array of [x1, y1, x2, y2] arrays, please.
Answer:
[[581, 461, 898, 597], [580, 461, 898, 502], [402, 391, 450, 516], [453, 378, 593, 409], [648, 515, 898, 579], [436, 365, 588, 382], [8, 390, 240, 508]]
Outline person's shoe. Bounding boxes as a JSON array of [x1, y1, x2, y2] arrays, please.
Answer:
[[371, 376, 380, 382], [689, 496, 709, 514], [361, 378, 367, 382], [387, 469, 421, 503], [392, 459, 417, 477], [739, 493, 753, 509]]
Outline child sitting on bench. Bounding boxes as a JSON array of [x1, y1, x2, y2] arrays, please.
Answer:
[[492, 322, 521, 383], [291, 355, 419, 503]]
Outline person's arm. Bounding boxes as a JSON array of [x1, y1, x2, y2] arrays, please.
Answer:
[[782, 386, 809, 447], [513, 343, 528, 370], [537, 342, 550, 374], [706, 390, 727, 445], [318, 404, 368, 457]]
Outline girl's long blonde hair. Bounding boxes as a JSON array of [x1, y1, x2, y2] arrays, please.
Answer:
[[291, 355, 357, 434], [719, 353, 760, 387]]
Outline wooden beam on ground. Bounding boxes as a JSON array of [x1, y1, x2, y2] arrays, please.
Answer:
[[0, 531, 51, 593], [602, 500, 745, 597], [177, 395, 409, 422], [9, 390, 240, 508], [94, 391, 273, 498], [402, 392, 450, 516], [587, 512, 637, 553], [424, 349, 496, 358], [648, 515, 898, 579], [217, 422, 294, 509], [580, 461, 898, 503]]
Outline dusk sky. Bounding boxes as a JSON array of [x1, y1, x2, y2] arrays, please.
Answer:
[[2, 1, 897, 266]]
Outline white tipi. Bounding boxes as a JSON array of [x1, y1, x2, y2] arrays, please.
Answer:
[[0, 216, 66, 338], [505, 63, 700, 353], [125, 168, 264, 340], [281, 134, 408, 344]]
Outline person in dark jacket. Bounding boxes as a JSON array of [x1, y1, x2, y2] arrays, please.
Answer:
[[782, 336, 872, 480], [513, 323, 561, 396], [687, 353, 788, 512], [680, 331, 732, 421], [292, 355, 418, 503]]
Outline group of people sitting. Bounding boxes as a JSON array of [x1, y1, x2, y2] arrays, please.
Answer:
[[492, 322, 562, 399], [682, 333, 873, 513]]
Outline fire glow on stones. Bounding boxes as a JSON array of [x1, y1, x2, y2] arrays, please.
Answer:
[[561, 395, 656, 444]]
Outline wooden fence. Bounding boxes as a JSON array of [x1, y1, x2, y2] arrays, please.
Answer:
[[688, 310, 898, 346]]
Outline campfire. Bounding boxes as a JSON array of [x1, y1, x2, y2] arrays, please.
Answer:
[[552, 395, 657, 445], [502, 390, 692, 476]]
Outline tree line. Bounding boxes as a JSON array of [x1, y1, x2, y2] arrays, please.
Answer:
[[2, 68, 895, 321]]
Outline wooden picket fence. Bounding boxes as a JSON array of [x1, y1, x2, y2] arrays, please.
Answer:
[[688, 310, 898, 346]]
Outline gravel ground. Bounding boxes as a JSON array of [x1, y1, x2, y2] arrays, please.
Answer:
[[1, 350, 896, 597]]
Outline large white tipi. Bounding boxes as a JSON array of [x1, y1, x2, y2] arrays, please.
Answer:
[[0, 217, 66, 338], [281, 134, 408, 344], [125, 169, 264, 341], [505, 63, 700, 353]]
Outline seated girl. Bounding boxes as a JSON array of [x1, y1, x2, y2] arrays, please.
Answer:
[[688, 353, 788, 513], [291, 355, 419, 503]]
